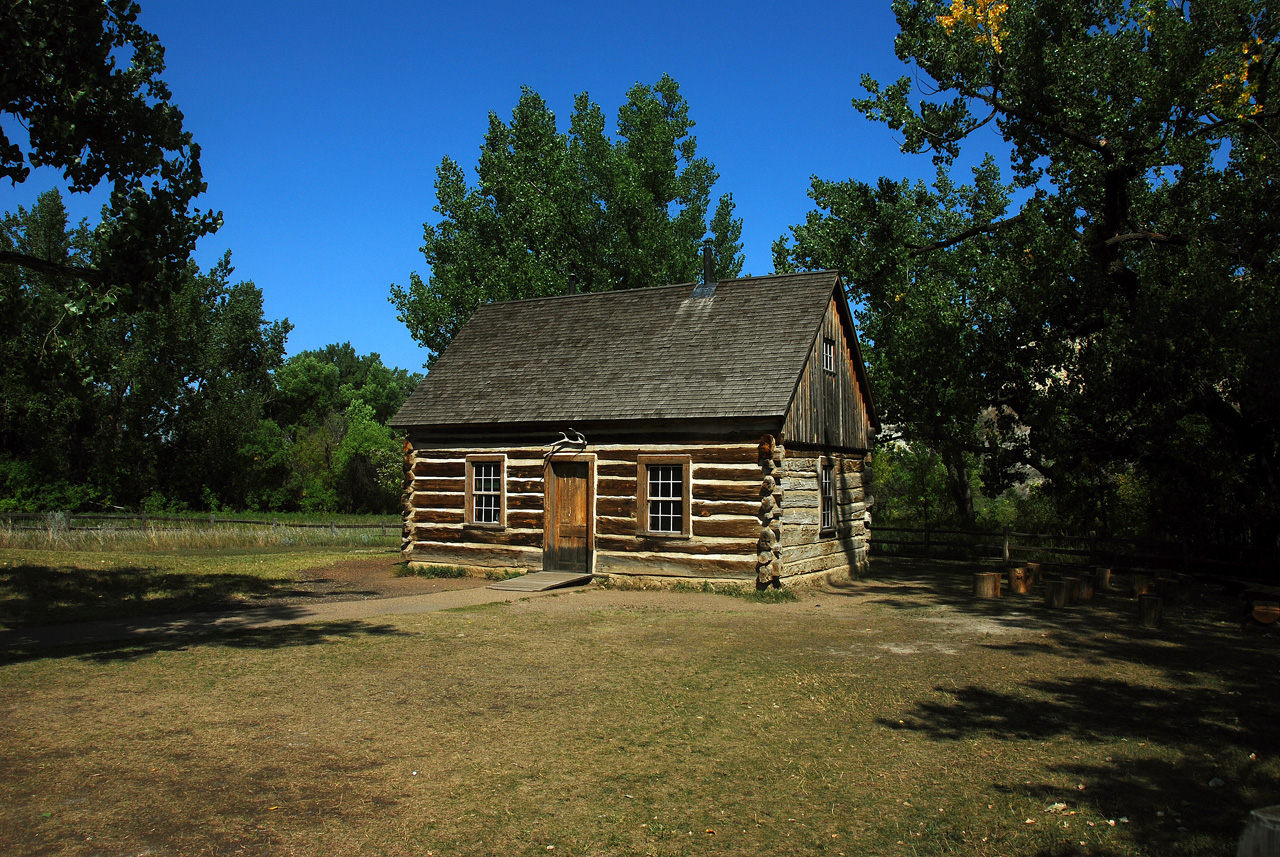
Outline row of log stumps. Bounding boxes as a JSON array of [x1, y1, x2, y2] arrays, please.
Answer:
[[972, 562, 1182, 628], [756, 434, 785, 587]]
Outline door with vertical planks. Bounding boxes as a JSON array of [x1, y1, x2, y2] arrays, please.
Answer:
[[545, 459, 590, 572]]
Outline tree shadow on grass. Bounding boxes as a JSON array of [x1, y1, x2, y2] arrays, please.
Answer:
[[0, 562, 362, 628], [879, 662, 1279, 853], [0, 617, 411, 665]]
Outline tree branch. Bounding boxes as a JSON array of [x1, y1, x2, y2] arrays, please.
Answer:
[[0, 251, 103, 283], [907, 212, 1025, 255], [1102, 231, 1188, 247]]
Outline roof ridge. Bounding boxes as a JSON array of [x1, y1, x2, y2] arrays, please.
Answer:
[[474, 270, 841, 311]]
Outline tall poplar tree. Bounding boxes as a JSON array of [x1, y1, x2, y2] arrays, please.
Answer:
[[390, 75, 744, 363]]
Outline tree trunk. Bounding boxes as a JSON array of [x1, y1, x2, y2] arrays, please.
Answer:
[[942, 447, 976, 528], [1008, 566, 1031, 595], [1095, 566, 1112, 593]]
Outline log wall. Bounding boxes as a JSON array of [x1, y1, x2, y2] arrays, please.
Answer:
[[401, 440, 762, 578], [775, 447, 871, 580]]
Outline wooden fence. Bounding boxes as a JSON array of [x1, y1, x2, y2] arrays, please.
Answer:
[[1, 512, 401, 536], [872, 524, 1279, 579]]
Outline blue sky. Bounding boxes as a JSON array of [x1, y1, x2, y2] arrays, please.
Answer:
[[3, 1, 985, 372]]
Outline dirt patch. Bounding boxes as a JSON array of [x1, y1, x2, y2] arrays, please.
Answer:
[[242, 555, 491, 606]]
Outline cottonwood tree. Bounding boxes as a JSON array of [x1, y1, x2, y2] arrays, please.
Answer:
[[1, 0, 220, 315], [391, 75, 744, 363], [777, 0, 1279, 541]]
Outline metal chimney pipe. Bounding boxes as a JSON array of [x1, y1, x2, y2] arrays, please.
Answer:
[[567, 273, 577, 296], [702, 238, 714, 285]]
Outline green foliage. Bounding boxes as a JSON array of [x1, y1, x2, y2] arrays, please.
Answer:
[[390, 75, 744, 363], [0, 0, 221, 311], [397, 564, 469, 579], [0, 192, 416, 515], [778, 0, 1280, 545]]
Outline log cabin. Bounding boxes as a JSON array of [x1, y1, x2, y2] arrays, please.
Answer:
[[388, 269, 878, 587]]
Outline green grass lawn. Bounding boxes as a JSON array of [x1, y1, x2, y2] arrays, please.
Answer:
[[0, 546, 394, 629], [0, 559, 1276, 856]]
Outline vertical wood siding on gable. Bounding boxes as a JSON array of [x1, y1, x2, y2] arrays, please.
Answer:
[[782, 297, 871, 451]]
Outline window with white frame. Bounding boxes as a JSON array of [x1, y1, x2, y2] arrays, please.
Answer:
[[823, 338, 836, 374], [465, 455, 505, 527], [820, 459, 835, 533], [637, 455, 692, 537]]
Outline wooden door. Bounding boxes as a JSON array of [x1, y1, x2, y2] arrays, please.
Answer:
[[545, 460, 590, 572]]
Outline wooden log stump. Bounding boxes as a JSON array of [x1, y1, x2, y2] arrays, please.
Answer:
[[1139, 594, 1163, 628], [1077, 576, 1095, 601], [1026, 562, 1042, 584], [1045, 579, 1069, 609], [1095, 566, 1112, 593], [973, 571, 1002, 599], [1238, 805, 1280, 857], [1252, 601, 1280, 625], [1064, 577, 1082, 604], [1008, 566, 1031, 595], [1130, 572, 1152, 597]]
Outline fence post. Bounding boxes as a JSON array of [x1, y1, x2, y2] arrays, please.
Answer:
[[1089, 530, 1097, 566], [209, 513, 215, 528], [330, 520, 338, 535], [924, 525, 932, 558], [381, 522, 386, 537], [1003, 528, 1010, 565]]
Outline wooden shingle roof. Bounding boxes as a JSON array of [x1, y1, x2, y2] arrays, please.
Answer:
[[390, 270, 856, 429]]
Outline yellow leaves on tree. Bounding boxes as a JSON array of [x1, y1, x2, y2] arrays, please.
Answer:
[[1209, 37, 1267, 119], [937, 0, 1009, 54]]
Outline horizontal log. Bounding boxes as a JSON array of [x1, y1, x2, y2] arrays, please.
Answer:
[[597, 515, 638, 536], [509, 478, 543, 493], [508, 511, 543, 529], [412, 525, 543, 548], [408, 542, 540, 567], [412, 477, 465, 493], [692, 465, 761, 482], [691, 517, 761, 539], [508, 495, 544, 511], [413, 491, 463, 509], [593, 552, 755, 579], [411, 508, 464, 524], [597, 476, 638, 497], [413, 448, 548, 460], [595, 535, 757, 555], [692, 482, 760, 502], [413, 460, 464, 478], [508, 463, 545, 479], [694, 501, 759, 517], [597, 497, 638, 518], [785, 538, 864, 563], [597, 462, 636, 478], [783, 552, 863, 578]]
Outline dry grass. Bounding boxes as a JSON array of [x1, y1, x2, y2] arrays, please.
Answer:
[[0, 558, 1276, 856], [0, 520, 400, 553]]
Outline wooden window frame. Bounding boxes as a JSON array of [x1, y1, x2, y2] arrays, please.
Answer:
[[819, 455, 836, 535], [636, 454, 692, 539], [464, 454, 506, 529], [822, 337, 836, 374]]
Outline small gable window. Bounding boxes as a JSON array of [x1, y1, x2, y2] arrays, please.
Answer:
[[823, 338, 836, 374], [465, 454, 506, 528], [637, 454, 692, 537]]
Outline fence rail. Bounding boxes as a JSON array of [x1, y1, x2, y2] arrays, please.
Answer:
[[871, 524, 1279, 578], [1, 512, 401, 535]]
